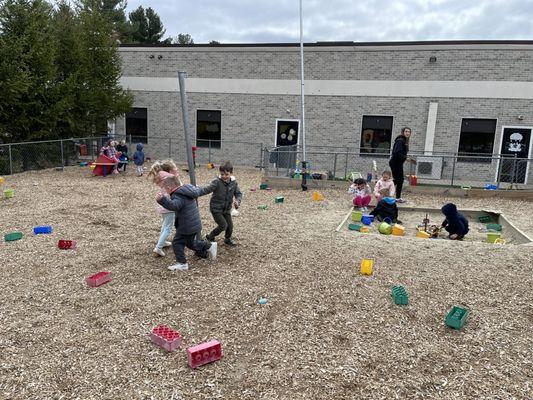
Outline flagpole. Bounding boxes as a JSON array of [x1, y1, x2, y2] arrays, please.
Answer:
[[299, 0, 308, 191]]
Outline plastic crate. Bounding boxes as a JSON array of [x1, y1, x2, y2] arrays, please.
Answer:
[[149, 325, 182, 352], [86, 271, 112, 287], [4, 232, 23, 242], [187, 340, 222, 369], [259, 183, 268, 190], [4, 189, 14, 198], [445, 306, 469, 330], [274, 196, 284, 203], [58, 240, 77, 250], [391, 285, 409, 305], [34, 225, 53, 235], [360, 259, 374, 275]]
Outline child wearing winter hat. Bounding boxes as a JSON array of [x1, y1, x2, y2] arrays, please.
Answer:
[[441, 203, 469, 240]]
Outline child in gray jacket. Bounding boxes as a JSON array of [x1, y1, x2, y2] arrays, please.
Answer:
[[198, 161, 243, 246]]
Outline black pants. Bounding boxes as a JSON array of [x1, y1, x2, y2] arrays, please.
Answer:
[[208, 212, 233, 240], [172, 232, 211, 264], [389, 160, 405, 199]]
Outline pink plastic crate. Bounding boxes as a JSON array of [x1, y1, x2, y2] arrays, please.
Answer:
[[86, 271, 112, 287], [187, 340, 222, 369], [58, 240, 77, 250], [149, 325, 182, 352]]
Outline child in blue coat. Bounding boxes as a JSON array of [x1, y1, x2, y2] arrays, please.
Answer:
[[133, 143, 145, 176], [441, 203, 469, 240]]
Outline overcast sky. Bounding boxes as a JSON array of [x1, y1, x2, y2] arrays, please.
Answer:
[[125, 0, 533, 43]]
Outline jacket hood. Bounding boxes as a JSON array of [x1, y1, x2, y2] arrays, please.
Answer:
[[383, 197, 396, 205], [136, 143, 144, 151], [175, 184, 197, 198], [442, 203, 458, 217]]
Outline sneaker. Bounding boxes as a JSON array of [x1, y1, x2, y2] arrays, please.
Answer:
[[224, 238, 237, 246], [153, 247, 165, 257], [168, 262, 189, 271], [163, 241, 172, 248], [208, 242, 217, 260]]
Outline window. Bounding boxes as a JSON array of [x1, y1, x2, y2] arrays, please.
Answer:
[[126, 108, 148, 143], [458, 118, 496, 162], [197, 110, 221, 148], [359, 116, 393, 155]]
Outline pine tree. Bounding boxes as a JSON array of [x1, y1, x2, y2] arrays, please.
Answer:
[[127, 5, 166, 44], [0, 0, 59, 142], [75, 0, 132, 135], [175, 33, 194, 45]]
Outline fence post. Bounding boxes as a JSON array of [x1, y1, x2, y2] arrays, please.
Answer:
[[60, 140, 65, 169], [450, 155, 457, 187], [496, 155, 503, 188], [344, 146, 349, 179], [9, 144, 13, 175], [208, 140, 212, 163], [333, 153, 338, 178], [512, 154, 518, 188], [259, 143, 263, 169]]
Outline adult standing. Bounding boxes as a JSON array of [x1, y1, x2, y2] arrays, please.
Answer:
[[388, 127, 412, 203]]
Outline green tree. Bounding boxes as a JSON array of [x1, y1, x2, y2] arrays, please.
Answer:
[[175, 33, 194, 45], [75, 0, 132, 135], [0, 0, 60, 143], [209, 40, 220, 45], [101, 0, 131, 41], [128, 5, 165, 44]]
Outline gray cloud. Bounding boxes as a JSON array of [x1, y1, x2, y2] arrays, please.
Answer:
[[126, 0, 533, 43]]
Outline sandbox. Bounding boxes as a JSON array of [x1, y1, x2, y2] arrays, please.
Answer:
[[337, 206, 533, 245]]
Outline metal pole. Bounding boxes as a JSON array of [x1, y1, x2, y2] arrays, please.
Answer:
[[60, 140, 65, 170], [9, 144, 13, 175], [208, 140, 212, 163], [333, 153, 338, 179], [299, 0, 307, 191], [344, 147, 349, 179], [178, 71, 197, 186], [496, 155, 502, 188], [450, 155, 456, 187]]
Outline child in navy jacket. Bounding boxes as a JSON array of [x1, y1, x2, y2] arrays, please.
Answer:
[[441, 203, 469, 240]]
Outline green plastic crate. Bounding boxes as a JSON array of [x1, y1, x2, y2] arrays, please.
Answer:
[[445, 306, 469, 329], [478, 215, 491, 223], [4, 232, 23, 241], [348, 223, 361, 231], [486, 223, 502, 231], [391, 285, 408, 305]]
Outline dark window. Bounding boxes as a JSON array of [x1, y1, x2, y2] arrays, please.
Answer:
[[360, 116, 393, 156], [126, 108, 148, 144], [458, 118, 496, 163], [197, 110, 221, 148]]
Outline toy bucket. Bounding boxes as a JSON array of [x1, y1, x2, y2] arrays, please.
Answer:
[[351, 210, 362, 222], [360, 226, 370, 233], [494, 238, 506, 245], [378, 222, 392, 235], [4, 188, 14, 198], [0, 177, 5, 184], [392, 224, 405, 236], [487, 232, 501, 243], [361, 215, 374, 225]]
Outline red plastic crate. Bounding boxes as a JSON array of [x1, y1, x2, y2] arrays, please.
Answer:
[[86, 271, 112, 287], [149, 325, 182, 352], [58, 240, 77, 250], [187, 340, 222, 369]]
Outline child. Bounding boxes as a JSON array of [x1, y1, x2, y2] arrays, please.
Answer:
[[156, 175, 217, 271], [373, 170, 396, 202], [349, 177, 372, 210], [370, 196, 399, 223], [198, 161, 243, 246], [100, 140, 121, 174], [148, 160, 181, 257], [116, 140, 128, 172], [441, 203, 469, 240], [133, 143, 145, 176]]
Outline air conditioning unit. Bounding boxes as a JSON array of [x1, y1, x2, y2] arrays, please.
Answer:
[[415, 156, 443, 180]]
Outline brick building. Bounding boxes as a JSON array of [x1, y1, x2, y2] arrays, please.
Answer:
[[116, 41, 533, 186]]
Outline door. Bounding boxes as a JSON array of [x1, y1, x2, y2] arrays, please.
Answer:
[[498, 127, 532, 184]]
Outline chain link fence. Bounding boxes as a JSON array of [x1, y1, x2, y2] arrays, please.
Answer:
[[263, 146, 533, 189], [2, 137, 532, 190]]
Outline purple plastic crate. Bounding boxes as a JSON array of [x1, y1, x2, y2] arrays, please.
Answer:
[[149, 325, 182, 352]]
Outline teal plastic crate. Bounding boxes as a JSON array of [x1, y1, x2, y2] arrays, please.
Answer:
[[478, 215, 492, 223], [486, 223, 502, 231], [445, 306, 469, 329], [391, 285, 408, 305]]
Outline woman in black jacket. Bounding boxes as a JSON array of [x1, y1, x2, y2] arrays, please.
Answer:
[[388, 127, 412, 202]]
